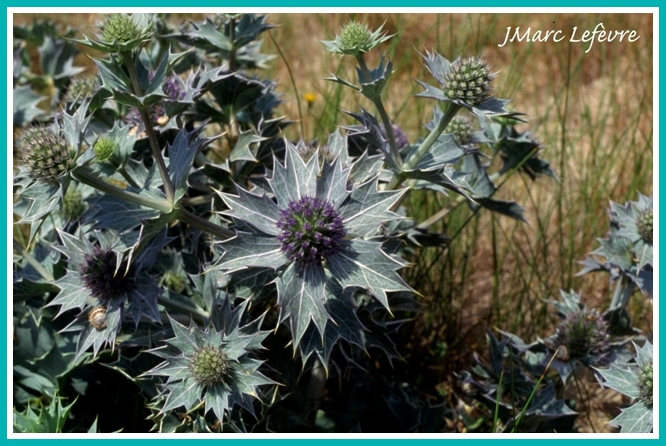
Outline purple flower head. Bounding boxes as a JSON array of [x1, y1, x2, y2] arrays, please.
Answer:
[[80, 247, 136, 301], [277, 196, 346, 266], [554, 308, 610, 361]]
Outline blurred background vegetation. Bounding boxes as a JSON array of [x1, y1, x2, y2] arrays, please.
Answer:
[[14, 11, 653, 432]]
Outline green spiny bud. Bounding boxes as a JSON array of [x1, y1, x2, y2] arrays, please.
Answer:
[[93, 137, 116, 162], [638, 362, 653, 405], [66, 76, 100, 103], [101, 14, 143, 44], [445, 116, 475, 146], [163, 270, 187, 294], [637, 209, 653, 244], [190, 346, 232, 388], [20, 126, 75, 186], [444, 57, 496, 106], [63, 187, 85, 220], [339, 21, 373, 54]]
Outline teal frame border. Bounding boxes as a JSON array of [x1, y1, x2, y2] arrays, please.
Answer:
[[3, 2, 661, 441]]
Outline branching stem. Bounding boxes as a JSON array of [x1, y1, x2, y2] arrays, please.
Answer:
[[356, 54, 402, 168], [121, 51, 175, 206]]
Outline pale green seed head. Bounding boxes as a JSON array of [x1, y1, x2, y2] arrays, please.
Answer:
[[638, 363, 653, 405], [637, 209, 653, 244], [338, 21, 373, 54], [444, 57, 496, 106], [63, 187, 85, 220], [20, 127, 74, 185], [93, 137, 116, 162], [190, 346, 232, 388], [101, 14, 143, 43]]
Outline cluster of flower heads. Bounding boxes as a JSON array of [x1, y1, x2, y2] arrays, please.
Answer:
[[276, 196, 346, 266], [19, 126, 74, 186]]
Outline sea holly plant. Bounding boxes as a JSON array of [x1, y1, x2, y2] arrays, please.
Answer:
[[211, 141, 413, 350], [13, 14, 651, 434]]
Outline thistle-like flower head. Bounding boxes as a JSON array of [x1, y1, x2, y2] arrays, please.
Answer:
[[636, 209, 653, 245], [443, 57, 495, 106], [554, 308, 610, 361], [211, 141, 413, 346], [80, 246, 136, 301], [189, 346, 232, 388], [73, 13, 153, 54], [146, 308, 273, 422], [321, 21, 393, 56], [50, 229, 168, 358], [611, 193, 653, 248], [638, 362, 653, 406], [276, 196, 346, 266], [62, 186, 85, 221], [66, 76, 100, 103], [93, 137, 116, 162], [445, 115, 475, 147], [415, 51, 514, 123], [101, 14, 145, 44], [19, 126, 75, 186]]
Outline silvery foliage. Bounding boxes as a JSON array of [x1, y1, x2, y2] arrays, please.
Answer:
[[597, 340, 653, 433], [11, 14, 583, 433]]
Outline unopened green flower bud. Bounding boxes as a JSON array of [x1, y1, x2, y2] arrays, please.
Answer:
[[637, 209, 653, 244], [339, 21, 373, 54], [101, 14, 143, 44], [63, 187, 85, 220], [93, 137, 116, 162], [190, 346, 232, 388], [444, 57, 496, 106], [20, 127, 75, 186], [445, 116, 475, 146], [66, 76, 100, 103], [163, 270, 187, 294], [638, 363, 653, 405]]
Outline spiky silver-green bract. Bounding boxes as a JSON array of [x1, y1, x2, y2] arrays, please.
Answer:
[[597, 340, 653, 433]]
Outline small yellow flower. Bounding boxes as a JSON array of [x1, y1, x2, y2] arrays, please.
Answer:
[[304, 92, 317, 108]]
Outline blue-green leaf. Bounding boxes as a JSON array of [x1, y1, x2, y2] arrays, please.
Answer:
[[276, 263, 328, 347], [218, 188, 282, 236], [327, 240, 412, 310], [211, 233, 286, 272]]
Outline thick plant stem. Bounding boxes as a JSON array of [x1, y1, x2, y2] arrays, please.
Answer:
[[73, 168, 172, 213], [14, 241, 54, 282], [121, 51, 175, 206], [301, 359, 327, 427], [157, 294, 208, 324], [356, 55, 402, 168], [177, 208, 235, 240], [387, 103, 461, 191], [609, 276, 637, 311]]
